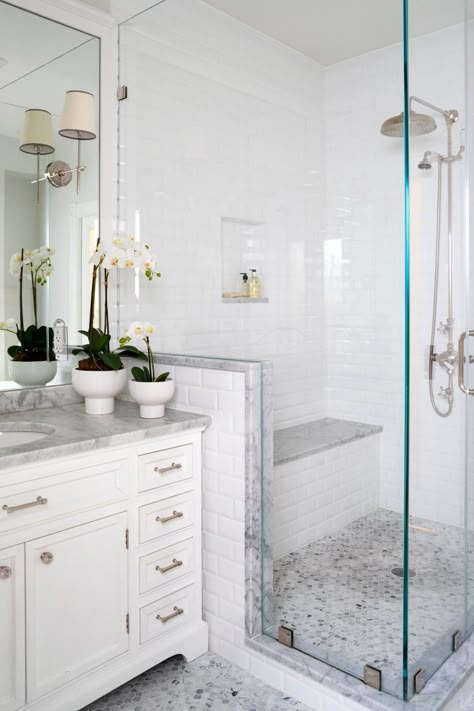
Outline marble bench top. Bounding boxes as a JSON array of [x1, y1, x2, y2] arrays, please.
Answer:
[[274, 417, 382, 466], [0, 401, 211, 471]]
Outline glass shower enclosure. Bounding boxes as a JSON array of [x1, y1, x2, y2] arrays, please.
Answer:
[[117, 0, 474, 701]]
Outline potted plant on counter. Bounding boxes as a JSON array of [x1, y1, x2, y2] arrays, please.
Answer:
[[71, 237, 161, 415], [0, 246, 57, 387], [120, 321, 174, 418]]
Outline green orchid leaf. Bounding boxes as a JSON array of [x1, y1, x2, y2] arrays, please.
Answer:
[[100, 352, 123, 370], [155, 371, 170, 382]]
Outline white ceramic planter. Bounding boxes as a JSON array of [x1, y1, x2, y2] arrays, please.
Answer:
[[9, 360, 57, 387], [128, 378, 175, 418], [72, 368, 128, 415]]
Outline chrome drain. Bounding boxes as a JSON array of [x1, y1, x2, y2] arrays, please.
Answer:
[[391, 567, 416, 578]]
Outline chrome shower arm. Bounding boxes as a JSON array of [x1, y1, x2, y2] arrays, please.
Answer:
[[410, 96, 457, 123]]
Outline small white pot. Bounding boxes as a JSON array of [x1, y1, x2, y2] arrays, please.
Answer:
[[72, 368, 128, 415], [9, 360, 57, 387], [128, 378, 175, 419]]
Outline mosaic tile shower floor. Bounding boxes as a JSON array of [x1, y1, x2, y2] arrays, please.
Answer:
[[82, 653, 310, 710], [270, 508, 473, 697]]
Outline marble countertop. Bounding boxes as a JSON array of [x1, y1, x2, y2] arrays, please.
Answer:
[[0, 401, 211, 470], [274, 417, 382, 465]]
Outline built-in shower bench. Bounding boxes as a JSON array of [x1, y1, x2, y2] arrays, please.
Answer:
[[272, 418, 383, 558], [274, 417, 382, 465]]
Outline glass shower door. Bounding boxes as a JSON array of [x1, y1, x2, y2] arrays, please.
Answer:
[[405, 0, 471, 699]]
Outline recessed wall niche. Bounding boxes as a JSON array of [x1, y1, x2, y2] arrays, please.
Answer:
[[221, 217, 269, 303]]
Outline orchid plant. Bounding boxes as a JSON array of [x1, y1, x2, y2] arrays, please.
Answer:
[[72, 236, 161, 372], [119, 322, 170, 383], [0, 246, 55, 362]]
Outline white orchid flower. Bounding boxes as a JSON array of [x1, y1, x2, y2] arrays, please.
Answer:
[[89, 250, 103, 266], [9, 254, 22, 277], [129, 321, 144, 338], [123, 251, 137, 269], [0, 317, 17, 332], [143, 322, 154, 336], [102, 249, 123, 269]]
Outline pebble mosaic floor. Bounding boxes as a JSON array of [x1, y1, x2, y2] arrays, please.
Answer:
[[82, 652, 310, 711], [270, 508, 474, 697]]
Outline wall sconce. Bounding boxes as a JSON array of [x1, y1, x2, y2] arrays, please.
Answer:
[[19, 109, 55, 204], [59, 90, 96, 194]]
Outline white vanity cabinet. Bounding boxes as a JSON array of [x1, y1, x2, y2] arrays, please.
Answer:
[[0, 425, 208, 711], [0, 545, 25, 711], [26, 514, 129, 702]]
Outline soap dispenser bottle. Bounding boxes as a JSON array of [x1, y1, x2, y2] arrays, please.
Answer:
[[249, 269, 261, 298], [240, 272, 249, 297]]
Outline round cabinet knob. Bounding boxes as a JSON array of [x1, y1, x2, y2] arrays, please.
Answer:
[[40, 552, 54, 565], [0, 566, 11, 580]]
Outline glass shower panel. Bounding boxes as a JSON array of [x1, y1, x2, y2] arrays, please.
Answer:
[[266, 3, 408, 700], [406, 0, 470, 699], [467, 4, 474, 639]]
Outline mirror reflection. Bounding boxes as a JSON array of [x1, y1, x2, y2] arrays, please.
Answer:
[[0, 1, 99, 391]]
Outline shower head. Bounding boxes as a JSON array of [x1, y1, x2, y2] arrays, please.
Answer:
[[380, 110, 437, 137], [418, 152, 432, 170]]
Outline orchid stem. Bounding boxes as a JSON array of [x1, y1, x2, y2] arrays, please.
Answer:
[[19, 249, 24, 339]]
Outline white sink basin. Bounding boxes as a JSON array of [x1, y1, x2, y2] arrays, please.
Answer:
[[0, 424, 55, 449]]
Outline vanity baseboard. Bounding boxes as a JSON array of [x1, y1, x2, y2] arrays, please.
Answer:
[[0, 424, 209, 711]]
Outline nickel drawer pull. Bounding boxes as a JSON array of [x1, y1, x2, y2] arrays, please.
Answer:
[[2, 496, 48, 514], [0, 566, 12, 580], [154, 462, 182, 474], [155, 510, 183, 524], [156, 558, 183, 574], [156, 606, 184, 623]]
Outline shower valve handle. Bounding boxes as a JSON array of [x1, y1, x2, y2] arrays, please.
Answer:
[[458, 331, 474, 395]]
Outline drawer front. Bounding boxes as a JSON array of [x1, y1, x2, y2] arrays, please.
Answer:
[[139, 537, 195, 595], [0, 461, 129, 532], [139, 585, 196, 645], [138, 445, 193, 493], [138, 492, 194, 544]]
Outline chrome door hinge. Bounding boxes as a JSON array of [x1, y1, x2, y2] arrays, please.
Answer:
[[126, 613, 130, 634], [278, 625, 294, 648], [117, 85, 128, 101], [125, 528, 129, 549], [364, 664, 382, 691]]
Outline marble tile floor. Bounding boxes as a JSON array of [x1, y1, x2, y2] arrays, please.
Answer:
[[269, 508, 474, 699], [81, 652, 311, 711]]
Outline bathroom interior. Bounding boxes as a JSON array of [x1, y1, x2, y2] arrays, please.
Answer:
[[1, 0, 474, 709]]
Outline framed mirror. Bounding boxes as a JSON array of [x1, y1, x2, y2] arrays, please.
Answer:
[[0, 0, 100, 392]]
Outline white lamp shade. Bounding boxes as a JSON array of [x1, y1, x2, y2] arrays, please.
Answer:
[[20, 109, 55, 155], [59, 90, 96, 140]]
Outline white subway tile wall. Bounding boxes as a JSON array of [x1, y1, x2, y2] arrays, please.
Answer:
[[163, 364, 366, 709], [118, 0, 327, 430], [325, 23, 468, 526], [273, 436, 380, 559]]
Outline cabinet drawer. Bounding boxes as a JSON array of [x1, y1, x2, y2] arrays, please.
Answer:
[[138, 491, 194, 544], [0, 460, 129, 532], [139, 585, 196, 645], [139, 537, 195, 595], [138, 445, 193, 493]]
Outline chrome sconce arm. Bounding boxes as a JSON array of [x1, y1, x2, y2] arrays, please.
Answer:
[[31, 161, 85, 188]]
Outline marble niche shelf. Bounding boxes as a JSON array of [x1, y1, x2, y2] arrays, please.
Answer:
[[222, 297, 269, 303]]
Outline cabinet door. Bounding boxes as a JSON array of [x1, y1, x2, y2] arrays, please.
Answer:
[[0, 545, 25, 711], [26, 513, 129, 702]]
